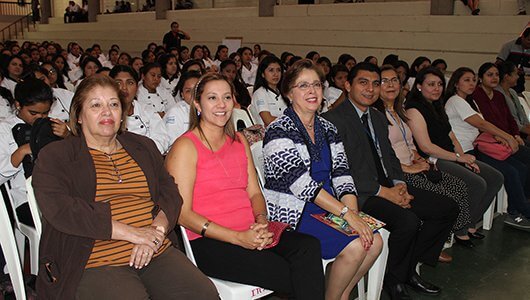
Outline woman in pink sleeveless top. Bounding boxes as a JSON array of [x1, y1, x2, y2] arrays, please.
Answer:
[[165, 73, 325, 299]]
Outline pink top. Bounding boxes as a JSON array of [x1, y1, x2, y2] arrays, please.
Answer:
[[386, 110, 417, 166], [183, 131, 255, 240]]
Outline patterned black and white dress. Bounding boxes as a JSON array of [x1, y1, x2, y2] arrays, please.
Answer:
[[385, 109, 471, 232]]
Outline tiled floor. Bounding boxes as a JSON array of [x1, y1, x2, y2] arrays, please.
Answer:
[[267, 215, 530, 300], [400, 216, 530, 300]]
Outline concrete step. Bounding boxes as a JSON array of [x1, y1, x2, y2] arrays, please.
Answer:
[[35, 15, 526, 35], [24, 26, 514, 54]]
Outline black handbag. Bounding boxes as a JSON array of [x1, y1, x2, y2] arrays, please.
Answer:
[[423, 163, 442, 183]]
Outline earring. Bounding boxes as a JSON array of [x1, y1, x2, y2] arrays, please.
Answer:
[[418, 88, 422, 92], [197, 111, 201, 117]]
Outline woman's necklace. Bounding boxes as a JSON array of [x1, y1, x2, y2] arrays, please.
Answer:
[[199, 128, 243, 181], [304, 122, 314, 130], [90, 141, 121, 155], [89, 142, 123, 183], [211, 140, 242, 181]]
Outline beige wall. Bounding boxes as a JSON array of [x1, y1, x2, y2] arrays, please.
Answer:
[[30, 1, 527, 72]]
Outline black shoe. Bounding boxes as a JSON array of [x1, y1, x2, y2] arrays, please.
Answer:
[[406, 272, 441, 295], [517, 10, 526, 15], [454, 235, 475, 248], [384, 282, 412, 300], [468, 231, 485, 239]]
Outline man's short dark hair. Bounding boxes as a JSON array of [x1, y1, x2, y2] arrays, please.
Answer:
[[347, 62, 381, 83], [171, 21, 179, 27]]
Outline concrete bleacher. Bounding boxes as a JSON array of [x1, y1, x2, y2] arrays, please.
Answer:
[[20, 0, 528, 72]]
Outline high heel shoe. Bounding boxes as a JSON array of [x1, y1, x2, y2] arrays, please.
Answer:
[[454, 235, 475, 248], [468, 231, 485, 239]]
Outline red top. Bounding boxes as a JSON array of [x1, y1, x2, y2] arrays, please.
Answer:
[[472, 86, 520, 136], [183, 131, 255, 240]]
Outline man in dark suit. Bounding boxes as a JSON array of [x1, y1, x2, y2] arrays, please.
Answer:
[[323, 62, 458, 300]]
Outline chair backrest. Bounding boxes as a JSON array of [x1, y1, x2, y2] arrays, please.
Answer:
[[247, 86, 254, 95], [250, 140, 265, 187], [0, 189, 27, 300], [232, 108, 254, 131], [247, 104, 263, 126], [2, 182, 22, 226], [179, 226, 197, 266], [518, 96, 530, 123], [522, 91, 530, 107], [25, 177, 42, 237]]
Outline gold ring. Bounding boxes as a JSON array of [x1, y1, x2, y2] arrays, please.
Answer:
[[153, 239, 160, 246]]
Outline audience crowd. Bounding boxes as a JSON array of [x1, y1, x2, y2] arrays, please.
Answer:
[[0, 21, 529, 300]]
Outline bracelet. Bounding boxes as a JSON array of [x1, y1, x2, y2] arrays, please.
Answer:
[[455, 152, 461, 162], [200, 220, 212, 236], [254, 213, 268, 221]]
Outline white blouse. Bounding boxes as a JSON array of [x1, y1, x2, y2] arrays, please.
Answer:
[[252, 87, 287, 125]]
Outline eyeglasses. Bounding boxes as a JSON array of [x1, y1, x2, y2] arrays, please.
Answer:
[[381, 77, 400, 86], [292, 81, 323, 91]]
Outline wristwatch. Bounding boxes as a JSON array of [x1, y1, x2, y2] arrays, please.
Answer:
[[339, 206, 349, 219]]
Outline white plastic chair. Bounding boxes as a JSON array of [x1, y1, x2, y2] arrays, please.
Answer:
[[247, 104, 263, 126], [518, 96, 530, 123], [320, 230, 390, 300], [4, 182, 40, 275], [179, 226, 273, 300], [482, 184, 507, 230], [496, 184, 508, 214], [250, 141, 265, 188], [232, 108, 254, 130], [25, 177, 42, 238], [0, 187, 27, 300], [522, 91, 530, 107]]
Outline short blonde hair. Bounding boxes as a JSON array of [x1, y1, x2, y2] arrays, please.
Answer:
[[69, 74, 127, 136]]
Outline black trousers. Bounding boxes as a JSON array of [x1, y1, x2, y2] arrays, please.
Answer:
[[191, 231, 325, 300], [362, 186, 458, 285]]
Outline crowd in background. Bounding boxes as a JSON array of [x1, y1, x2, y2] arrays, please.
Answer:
[[0, 21, 529, 300]]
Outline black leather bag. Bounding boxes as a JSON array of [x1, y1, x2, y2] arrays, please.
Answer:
[[423, 163, 442, 183]]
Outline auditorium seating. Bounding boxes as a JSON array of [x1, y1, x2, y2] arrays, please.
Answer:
[[19, 0, 527, 73]]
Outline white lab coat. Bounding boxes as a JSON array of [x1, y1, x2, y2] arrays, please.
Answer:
[[1, 78, 17, 96], [163, 100, 190, 147], [0, 95, 13, 121], [136, 84, 177, 114], [125, 100, 170, 154], [49, 88, 74, 122], [0, 114, 29, 209]]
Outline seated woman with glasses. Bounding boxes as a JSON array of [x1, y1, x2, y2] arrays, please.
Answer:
[[263, 59, 383, 300]]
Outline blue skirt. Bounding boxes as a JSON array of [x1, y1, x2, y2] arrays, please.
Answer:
[[296, 202, 359, 259]]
